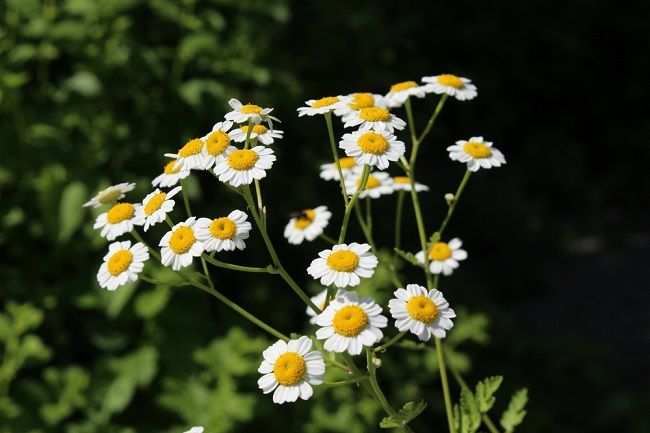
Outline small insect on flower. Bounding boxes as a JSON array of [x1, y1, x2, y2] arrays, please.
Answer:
[[225, 98, 279, 127], [229, 124, 284, 145], [388, 284, 456, 341], [165, 138, 208, 171], [384, 80, 430, 108], [200, 121, 234, 170], [391, 176, 430, 192], [339, 130, 405, 170], [97, 241, 149, 291], [306, 288, 347, 324], [345, 171, 394, 199], [159, 217, 205, 271], [333, 92, 387, 118], [415, 237, 468, 275], [195, 210, 252, 252], [213, 146, 276, 187], [152, 160, 191, 189], [447, 136, 506, 172], [343, 107, 406, 133], [257, 336, 325, 404], [307, 243, 378, 288], [315, 291, 387, 355], [297, 96, 347, 116], [319, 157, 362, 181], [134, 186, 182, 232], [421, 74, 477, 101], [94, 202, 143, 240], [83, 182, 135, 208], [284, 206, 332, 245]]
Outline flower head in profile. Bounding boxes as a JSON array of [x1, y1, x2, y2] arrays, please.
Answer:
[[315, 291, 387, 355], [391, 176, 429, 192], [94, 202, 142, 240], [297, 96, 346, 116], [319, 157, 361, 181], [152, 160, 191, 189], [97, 241, 149, 291], [213, 146, 276, 187], [134, 186, 181, 231], [165, 138, 208, 171], [334, 92, 387, 118], [159, 217, 204, 271], [225, 98, 279, 127], [200, 121, 233, 170], [343, 107, 406, 133], [415, 237, 467, 275], [339, 130, 405, 170], [84, 182, 135, 208], [229, 123, 284, 146], [422, 74, 477, 101], [345, 171, 394, 199], [384, 80, 430, 108], [195, 210, 252, 252], [257, 336, 325, 404], [307, 243, 377, 288], [284, 206, 332, 245], [388, 284, 456, 341], [447, 136, 505, 172], [305, 288, 346, 324]]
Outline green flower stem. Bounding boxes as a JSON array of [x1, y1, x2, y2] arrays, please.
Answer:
[[179, 179, 192, 217], [164, 215, 174, 228], [324, 111, 349, 206], [374, 331, 407, 353], [318, 232, 337, 244], [416, 94, 448, 146], [242, 185, 320, 313], [322, 376, 370, 388], [435, 338, 456, 433], [438, 170, 472, 238], [394, 190, 406, 249], [140, 275, 172, 286], [130, 229, 160, 261], [354, 204, 376, 248], [243, 119, 253, 150], [254, 179, 265, 227], [365, 197, 373, 233], [202, 254, 274, 274], [409, 182, 433, 289], [404, 98, 418, 145], [433, 273, 440, 289], [338, 165, 370, 243]]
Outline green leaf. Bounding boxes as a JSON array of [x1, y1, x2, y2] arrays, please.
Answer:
[[500, 388, 528, 433], [64, 71, 102, 97], [58, 181, 87, 242], [1, 71, 30, 88], [454, 387, 481, 433], [134, 285, 171, 319], [393, 248, 421, 266], [379, 400, 427, 429], [475, 376, 503, 413], [40, 366, 89, 425]]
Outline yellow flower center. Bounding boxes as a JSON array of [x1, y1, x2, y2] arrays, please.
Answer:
[[206, 131, 230, 156], [240, 104, 262, 114], [336, 157, 356, 169], [357, 175, 380, 189], [359, 107, 391, 122], [164, 160, 180, 174], [393, 176, 410, 184], [227, 149, 259, 170], [241, 124, 269, 135], [311, 96, 339, 108], [358, 132, 389, 155], [406, 295, 439, 323], [209, 217, 237, 240], [333, 305, 368, 337], [144, 192, 166, 216], [294, 209, 316, 229], [107, 250, 133, 276], [106, 203, 135, 224], [97, 189, 123, 205], [349, 93, 375, 110], [428, 242, 452, 261], [273, 352, 306, 386], [177, 138, 203, 157], [463, 142, 492, 158], [437, 74, 464, 89], [326, 250, 359, 272], [390, 81, 418, 92], [169, 226, 196, 254]]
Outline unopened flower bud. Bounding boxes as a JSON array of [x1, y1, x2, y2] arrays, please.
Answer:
[[444, 193, 455, 205], [372, 356, 382, 368]]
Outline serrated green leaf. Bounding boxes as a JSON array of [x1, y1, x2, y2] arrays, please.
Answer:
[[58, 181, 87, 242], [379, 400, 427, 429], [500, 388, 528, 433], [393, 248, 421, 266], [454, 387, 481, 433], [134, 285, 171, 319], [475, 376, 503, 413]]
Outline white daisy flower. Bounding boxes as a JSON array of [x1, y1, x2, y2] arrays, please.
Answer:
[[306, 288, 346, 324], [319, 157, 362, 181], [284, 206, 332, 245], [257, 336, 325, 404], [195, 210, 252, 252], [159, 217, 204, 271], [339, 130, 405, 170], [200, 121, 233, 170], [165, 138, 207, 171], [422, 74, 477, 101], [415, 238, 468, 276], [391, 176, 430, 192], [83, 182, 135, 208], [384, 80, 430, 108], [315, 291, 388, 355], [345, 171, 394, 199], [447, 136, 506, 172], [343, 107, 406, 133], [388, 284, 456, 341], [297, 96, 347, 116], [228, 124, 284, 145], [224, 98, 279, 126], [213, 145, 276, 187], [183, 428, 203, 433], [93, 202, 142, 241], [333, 92, 387, 117], [307, 243, 377, 288], [97, 241, 149, 291], [152, 160, 191, 189], [134, 186, 181, 232]]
